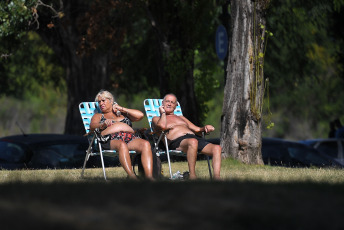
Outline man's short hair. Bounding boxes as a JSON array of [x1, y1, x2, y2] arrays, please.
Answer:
[[163, 93, 178, 102]]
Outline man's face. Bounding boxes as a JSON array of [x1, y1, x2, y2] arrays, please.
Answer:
[[163, 95, 177, 113]]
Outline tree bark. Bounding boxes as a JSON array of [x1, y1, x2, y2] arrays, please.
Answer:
[[36, 0, 112, 135], [221, 0, 266, 164]]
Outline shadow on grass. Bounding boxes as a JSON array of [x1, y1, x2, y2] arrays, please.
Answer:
[[0, 180, 343, 230]]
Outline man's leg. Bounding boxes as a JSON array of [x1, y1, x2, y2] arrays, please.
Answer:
[[201, 144, 222, 179], [176, 138, 198, 179]]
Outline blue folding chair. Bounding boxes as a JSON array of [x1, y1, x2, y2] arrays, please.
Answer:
[[143, 99, 213, 179], [79, 102, 137, 180]]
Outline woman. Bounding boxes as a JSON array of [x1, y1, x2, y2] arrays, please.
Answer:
[[90, 90, 153, 180]]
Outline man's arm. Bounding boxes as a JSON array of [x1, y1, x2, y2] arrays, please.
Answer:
[[152, 106, 168, 131], [180, 116, 215, 134]]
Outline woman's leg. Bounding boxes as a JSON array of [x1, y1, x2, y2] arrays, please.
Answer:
[[128, 138, 154, 180], [110, 139, 137, 179]]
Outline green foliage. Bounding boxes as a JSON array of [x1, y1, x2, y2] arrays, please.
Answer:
[[3, 0, 343, 141], [194, 48, 222, 124], [250, 20, 273, 122], [0, 0, 36, 38], [334, 0, 344, 11], [0, 31, 65, 99], [203, 89, 224, 138], [117, 0, 224, 124], [264, 0, 344, 138]]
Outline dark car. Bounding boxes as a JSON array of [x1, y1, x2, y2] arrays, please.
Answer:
[[193, 137, 340, 168], [300, 138, 344, 166], [262, 138, 341, 168], [0, 134, 119, 170]]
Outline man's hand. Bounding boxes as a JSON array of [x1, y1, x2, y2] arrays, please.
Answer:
[[203, 125, 215, 133], [159, 106, 166, 115]]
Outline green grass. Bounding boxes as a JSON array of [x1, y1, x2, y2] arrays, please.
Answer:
[[0, 159, 344, 230], [3, 158, 344, 183]]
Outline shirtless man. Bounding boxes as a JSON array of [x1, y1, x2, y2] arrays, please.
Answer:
[[152, 94, 221, 179]]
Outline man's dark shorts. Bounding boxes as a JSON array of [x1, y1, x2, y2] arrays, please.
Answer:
[[168, 134, 210, 152]]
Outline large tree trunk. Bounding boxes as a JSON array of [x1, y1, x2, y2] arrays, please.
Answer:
[[221, 0, 267, 164], [36, 1, 112, 135], [63, 53, 111, 134]]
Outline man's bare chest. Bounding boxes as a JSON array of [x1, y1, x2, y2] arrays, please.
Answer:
[[166, 115, 187, 126]]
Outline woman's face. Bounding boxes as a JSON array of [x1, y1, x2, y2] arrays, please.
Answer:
[[97, 96, 112, 112]]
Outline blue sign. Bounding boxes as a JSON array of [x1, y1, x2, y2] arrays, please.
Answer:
[[215, 25, 228, 60]]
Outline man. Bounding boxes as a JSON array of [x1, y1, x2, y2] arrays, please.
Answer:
[[152, 94, 221, 179]]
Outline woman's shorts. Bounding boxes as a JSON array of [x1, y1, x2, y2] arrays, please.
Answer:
[[100, 131, 140, 150]]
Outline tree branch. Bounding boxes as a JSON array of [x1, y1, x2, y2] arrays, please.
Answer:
[[30, 0, 64, 30]]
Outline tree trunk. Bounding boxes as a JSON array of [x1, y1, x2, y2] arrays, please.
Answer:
[[63, 53, 111, 134], [221, 0, 267, 164], [36, 0, 112, 135]]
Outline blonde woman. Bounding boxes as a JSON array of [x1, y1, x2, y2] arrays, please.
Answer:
[[90, 90, 153, 180]]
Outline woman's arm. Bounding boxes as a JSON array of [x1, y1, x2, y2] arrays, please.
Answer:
[[114, 104, 144, 122], [90, 113, 106, 132]]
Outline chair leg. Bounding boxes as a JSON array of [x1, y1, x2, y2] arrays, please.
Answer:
[[206, 156, 213, 179], [81, 135, 95, 178], [97, 142, 107, 180], [81, 151, 91, 178], [164, 135, 173, 179]]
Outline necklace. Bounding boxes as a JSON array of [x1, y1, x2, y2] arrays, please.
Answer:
[[104, 113, 117, 120]]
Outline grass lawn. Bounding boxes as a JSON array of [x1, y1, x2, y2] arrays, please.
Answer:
[[0, 158, 344, 230]]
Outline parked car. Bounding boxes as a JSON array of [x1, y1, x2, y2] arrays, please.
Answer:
[[262, 138, 341, 168], [184, 137, 341, 168], [0, 134, 119, 170], [300, 138, 344, 166]]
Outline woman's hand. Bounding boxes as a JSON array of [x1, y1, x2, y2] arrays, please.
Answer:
[[104, 119, 113, 127], [114, 103, 129, 114], [100, 119, 113, 129], [113, 103, 121, 113]]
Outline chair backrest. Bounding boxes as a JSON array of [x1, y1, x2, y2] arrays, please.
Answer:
[[143, 99, 183, 131], [79, 102, 101, 133]]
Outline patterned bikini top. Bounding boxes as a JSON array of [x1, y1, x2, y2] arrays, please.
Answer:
[[100, 114, 133, 127]]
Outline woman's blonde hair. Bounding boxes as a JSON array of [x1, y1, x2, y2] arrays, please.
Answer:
[[94, 90, 115, 104]]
